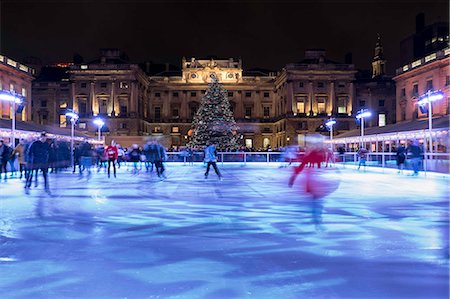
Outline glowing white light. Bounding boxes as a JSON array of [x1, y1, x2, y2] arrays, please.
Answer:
[[93, 118, 105, 127], [417, 91, 444, 105], [65, 111, 79, 121], [325, 119, 336, 127], [356, 110, 372, 119], [0, 91, 23, 104]]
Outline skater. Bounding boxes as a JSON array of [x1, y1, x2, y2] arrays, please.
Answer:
[[357, 147, 368, 171], [25, 132, 50, 194], [0, 140, 12, 181], [78, 140, 93, 178], [12, 139, 28, 179], [105, 140, 118, 178], [143, 141, 153, 172], [129, 144, 142, 174], [406, 139, 422, 176], [396, 143, 406, 174], [153, 141, 167, 178], [204, 142, 222, 180]]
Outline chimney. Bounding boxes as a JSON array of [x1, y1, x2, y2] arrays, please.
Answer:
[[165, 63, 169, 72], [416, 13, 425, 33], [345, 52, 353, 64], [145, 61, 151, 73]]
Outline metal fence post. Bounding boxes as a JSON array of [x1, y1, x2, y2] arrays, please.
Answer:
[[244, 152, 247, 165], [221, 153, 224, 166], [267, 152, 269, 164]]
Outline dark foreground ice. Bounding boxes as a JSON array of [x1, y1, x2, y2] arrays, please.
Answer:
[[0, 164, 448, 298]]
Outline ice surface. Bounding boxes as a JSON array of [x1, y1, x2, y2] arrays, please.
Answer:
[[0, 164, 448, 298]]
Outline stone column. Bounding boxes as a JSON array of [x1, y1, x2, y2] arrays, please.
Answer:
[[130, 81, 137, 114], [181, 90, 188, 119], [328, 82, 335, 115], [165, 91, 171, 119], [91, 82, 97, 116], [71, 83, 78, 112], [286, 82, 294, 115], [308, 81, 314, 115], [110, 81, 115, 115], [348, 82, 354, 115]]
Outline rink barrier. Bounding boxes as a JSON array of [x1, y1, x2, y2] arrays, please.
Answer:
[[165, 152, 450, 174]]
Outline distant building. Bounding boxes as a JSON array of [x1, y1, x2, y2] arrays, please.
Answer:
[[354, 35, 396, 128], [274, 49, 357, 147], [394, 47, 449, 123], [400, 13, 449, 66], [0, 54, 34, 125]]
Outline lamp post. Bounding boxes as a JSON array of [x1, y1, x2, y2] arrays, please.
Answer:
[[418, 90, 444, 153], [93, 118, 105, 142], [0, 90, 23, 148], [65, 110, 79, 168], [325, 118, 336, 151], [356, 109, 372, 148]]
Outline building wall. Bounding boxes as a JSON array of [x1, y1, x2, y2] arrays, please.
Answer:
[[0, 54, 34, 123], [394, 48, 450, 122]]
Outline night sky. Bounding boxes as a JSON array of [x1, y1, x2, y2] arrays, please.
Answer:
[[1, 0, 448, 74]]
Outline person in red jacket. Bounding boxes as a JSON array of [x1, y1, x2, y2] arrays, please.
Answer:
[[104, 140, 118, 178]]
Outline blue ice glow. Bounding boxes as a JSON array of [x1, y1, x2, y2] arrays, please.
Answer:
[[0, 165, 448, 298]]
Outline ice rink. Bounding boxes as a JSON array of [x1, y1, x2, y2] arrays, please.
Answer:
[[0, 164, 449, 298]]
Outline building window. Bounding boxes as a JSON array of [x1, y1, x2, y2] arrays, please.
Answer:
[[60, 101, 67, 109], [21, 87, 26, 97], [119, 123, 127, 129], [245, 138, 253, 149], [338, 83, 345, 88], [119, 82, 129, 89], [263, 138, 270, 148], [401, 88, 406, 97], [263, 106, 270, 117], [318, 82, 324, 88], [446, 76, 450, 86], [59, 115, 67, 128], [190, 104, 198, 118], [154, 107, 161, 120], [79, 101, 87, 115], [379, 100, 385, 107], [245, 107, 252, 118], [317, 102, 325, 114], [337, 98, 347, 113], [154, 126, 161, 133], [299, 82, 304, 88], [338, 106, 347, 113], [263, 92, 270, 98], [173, 92, 179, 97], [245, 92, 251, 97], [120, 105, 127, 115], [100, 82, 107, 88], [359, 100, 366, 107], [81, 83, 87, 88], [413, 84, 419, 96], [172, 108, 179, 118], [426, 80, 433, 91], [155, 92, 161, 97], [378, 113, 386, 127], [9, 83, 14, 91], [190, 92, 196, 97], [172, 126, 179, 133], [79, 122, 86, 129], [41, 100, 47, 107], [296, 102, 305, 113], [228, 92, 233, 97]]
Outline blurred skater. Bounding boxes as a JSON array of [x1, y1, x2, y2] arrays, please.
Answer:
[[204, 142, 222, 180]]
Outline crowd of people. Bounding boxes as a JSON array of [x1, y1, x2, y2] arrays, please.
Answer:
[[0, 131, 427, 197]]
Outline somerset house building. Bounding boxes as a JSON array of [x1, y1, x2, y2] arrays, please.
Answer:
[[30, 45, 395, 149]]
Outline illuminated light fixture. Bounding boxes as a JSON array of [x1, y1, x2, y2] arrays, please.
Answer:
[[0, 90, 24, 147], [356, 109, 372, 119], [355, 109, 371, 148], [325, 118, 336, 150], [417, 90, 445, 153], [93, 118, 105, 142], [65, 110, 79, 167]]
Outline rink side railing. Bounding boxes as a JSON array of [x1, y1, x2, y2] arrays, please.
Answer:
[[165, 152, 450, 174]]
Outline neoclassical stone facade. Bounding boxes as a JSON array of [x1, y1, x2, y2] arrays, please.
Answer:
[[30, 48, 399, 148], [0, 54, 34, 124]]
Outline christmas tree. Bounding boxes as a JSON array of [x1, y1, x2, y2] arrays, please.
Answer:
[[189, 74, 239, 150]]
